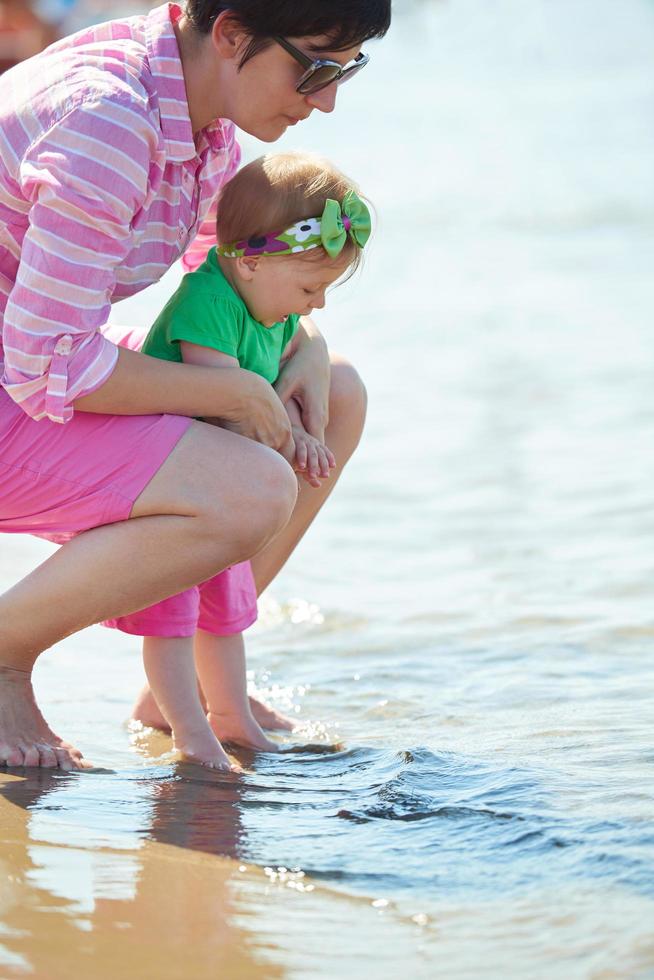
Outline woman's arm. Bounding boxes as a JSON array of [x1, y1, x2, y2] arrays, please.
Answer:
[[75, 345, 294, 459], [3, 97, 158, 424], [3, 92, 240, 428], [176, 340, 278, 434], [273, 316, 331, 443]]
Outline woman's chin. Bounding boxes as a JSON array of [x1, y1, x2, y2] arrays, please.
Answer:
[[239, 118, 290, 143]]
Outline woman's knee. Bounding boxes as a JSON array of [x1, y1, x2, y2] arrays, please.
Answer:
[[329, 355, 368, 439], [132, 423, 297, 552], [237, 447, 298, 545], [194, 444, 297, 561]]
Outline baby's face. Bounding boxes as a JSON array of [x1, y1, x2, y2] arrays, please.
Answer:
[[240, 251, 352, 327]]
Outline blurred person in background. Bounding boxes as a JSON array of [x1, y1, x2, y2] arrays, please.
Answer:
[[0, 0, 56, 72], [0, 1, 152, 73]]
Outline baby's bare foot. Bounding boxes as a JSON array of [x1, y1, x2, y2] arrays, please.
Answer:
[[208, 709, 279, 752], [0, 666, 92, 769], [130, 684, 171, 733], [172, 724, 239, 772], [132, 688, 296, 735], [248, 696, 296, 732]]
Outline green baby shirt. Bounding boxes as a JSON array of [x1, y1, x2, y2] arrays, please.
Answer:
[[143, 247, 299, 383]]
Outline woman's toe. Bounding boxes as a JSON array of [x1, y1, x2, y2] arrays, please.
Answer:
[[21, 745, 41, 767], [38, 745, 59, 768]]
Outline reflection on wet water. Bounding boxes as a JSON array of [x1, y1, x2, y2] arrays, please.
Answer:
[[1, 728, 653, 976], [2, 0, 654, 976], [0, 767, 446, 979]]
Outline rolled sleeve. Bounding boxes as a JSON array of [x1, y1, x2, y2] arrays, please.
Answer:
[[1, 95, 158, 421]]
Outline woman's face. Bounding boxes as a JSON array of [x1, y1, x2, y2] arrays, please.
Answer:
[[226, 36, 364, 141]]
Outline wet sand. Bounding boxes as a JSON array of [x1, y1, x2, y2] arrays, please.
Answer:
[[0, 763, 438, 980]]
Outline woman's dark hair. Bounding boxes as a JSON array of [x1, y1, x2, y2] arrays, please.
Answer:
[[185, 1, 391, 62]]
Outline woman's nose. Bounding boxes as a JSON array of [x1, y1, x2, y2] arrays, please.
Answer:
[[305, 82, 338, 114]]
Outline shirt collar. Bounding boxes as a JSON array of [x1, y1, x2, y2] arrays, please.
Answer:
[[145, 3, 234, 162]]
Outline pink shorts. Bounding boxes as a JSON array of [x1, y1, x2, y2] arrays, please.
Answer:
[[0, 385, 192, 542], [103, 561, 258, 638]]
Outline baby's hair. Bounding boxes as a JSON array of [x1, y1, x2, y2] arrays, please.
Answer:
[[216, 151, 369, 277]]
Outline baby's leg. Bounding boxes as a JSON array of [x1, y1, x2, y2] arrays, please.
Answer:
[[194, 630, 279, 752], [142, 636, 236, 770], [195, 564, 285, 748], [130, 559, 298, 736]]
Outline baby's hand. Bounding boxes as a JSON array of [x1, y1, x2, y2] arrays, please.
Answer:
[[291, 425, 335, 488]]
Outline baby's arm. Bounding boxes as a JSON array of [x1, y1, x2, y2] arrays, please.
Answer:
[[179, 341, 238, 371], [286, 397, 335, 488], [179, 341, 247, 428], [278, 334, 335, 486]]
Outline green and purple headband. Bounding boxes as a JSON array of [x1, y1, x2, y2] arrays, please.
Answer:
[[216, 190, 371, 260]]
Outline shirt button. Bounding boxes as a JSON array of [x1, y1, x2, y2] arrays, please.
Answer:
[[54, 334, 73, 356]]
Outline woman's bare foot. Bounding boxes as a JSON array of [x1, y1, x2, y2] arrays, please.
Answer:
[[248, 696, 296, 732], [0, 666, 91, 769], [208, 709, 279, 752], [172, 722, 240, 771]]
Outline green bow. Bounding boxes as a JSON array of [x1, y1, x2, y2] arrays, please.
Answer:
[[320, 191, 372, 258]]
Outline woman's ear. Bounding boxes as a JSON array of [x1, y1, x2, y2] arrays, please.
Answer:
[[211, 11, 248, 60], [234, 254, 259, 281]]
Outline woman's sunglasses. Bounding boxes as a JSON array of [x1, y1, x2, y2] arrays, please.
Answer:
[[274, 36, 369, 95]]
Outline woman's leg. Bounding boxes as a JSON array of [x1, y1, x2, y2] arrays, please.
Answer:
[[251, 354, 367, 593], [0, 422, 297, 768], [247, 355, 367, 727]]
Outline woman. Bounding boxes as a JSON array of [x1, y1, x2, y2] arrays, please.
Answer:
[[0, 0, 391, 769]]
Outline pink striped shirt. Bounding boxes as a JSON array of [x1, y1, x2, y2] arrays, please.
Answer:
[[0, 2, 240, 422]]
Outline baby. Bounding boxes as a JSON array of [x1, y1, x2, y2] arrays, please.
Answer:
[[105, 151, 371, 769]]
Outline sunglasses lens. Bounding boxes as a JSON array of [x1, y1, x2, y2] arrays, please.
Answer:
[[298, 65, 342, 95], [337, 61, 365, 85]]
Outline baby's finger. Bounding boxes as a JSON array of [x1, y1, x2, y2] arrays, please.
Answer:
[[295, 439, 308, 471], [306, 441, 320, 479], [325, 445, 336, 469], [317, 444, 331, 479], [300, 470, 318, 487], [305, 470, 322, 488]]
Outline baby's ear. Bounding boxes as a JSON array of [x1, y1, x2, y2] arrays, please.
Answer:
[[235, 255, 259, 281]]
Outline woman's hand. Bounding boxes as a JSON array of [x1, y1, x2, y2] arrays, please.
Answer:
[[177, 342, 295, 462], [219, 369, 295, 463], [275, 317, 330, 443]]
